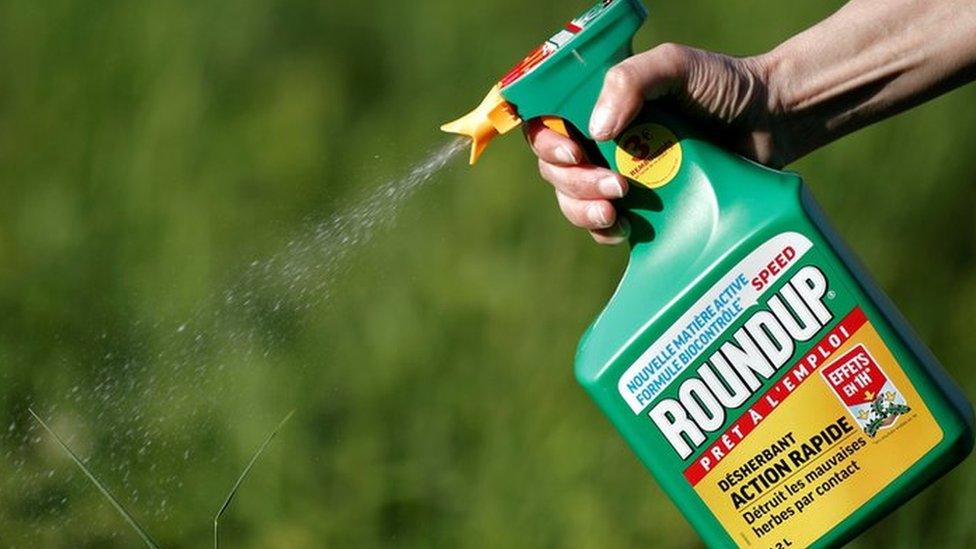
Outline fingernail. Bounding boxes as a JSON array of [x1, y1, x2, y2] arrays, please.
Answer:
[[601, 218, 632, 245], [595, 218, 631, 245], [555, 145, 578, 165], [599, 176, 626, 198], [617, 216, 631, 237], [589, 105, 615, 140], [587, 204, 611, 228]]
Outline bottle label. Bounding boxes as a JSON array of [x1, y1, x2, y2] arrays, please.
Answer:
[[614, 123, 682, 188], [499, 0, 617, 89], [617, 232, 943, 547]]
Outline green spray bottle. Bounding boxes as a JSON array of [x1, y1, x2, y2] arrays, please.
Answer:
[[441, 1, 974, 547]]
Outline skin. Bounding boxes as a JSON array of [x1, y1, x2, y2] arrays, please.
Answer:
[[527, 0, 976, 244]]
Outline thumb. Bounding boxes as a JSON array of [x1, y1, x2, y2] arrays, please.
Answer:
[[589, 43, 692, 141]]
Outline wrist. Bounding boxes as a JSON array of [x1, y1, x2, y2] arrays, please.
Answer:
[[746, 46, 805, 168], [728, 49, 796, 169]]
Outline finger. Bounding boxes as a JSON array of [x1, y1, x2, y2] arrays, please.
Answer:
[[589, 43, 692, 141], [555, 191, 617, 230], [524, 119, 585, 166], [538, 159, 628, 200], [590, 216, 631, 246]]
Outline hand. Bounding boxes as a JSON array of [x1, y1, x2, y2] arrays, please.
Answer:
[[526, 43, 779, 245], [531, 0, 976, 246]]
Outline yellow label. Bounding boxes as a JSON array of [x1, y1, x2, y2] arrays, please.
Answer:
[[689, 314, 942, 548], [614, 123, 682, 188]]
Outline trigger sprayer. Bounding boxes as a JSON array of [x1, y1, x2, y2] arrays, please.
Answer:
[[442, 1, 973, 548], [442, 0, 650, 168]]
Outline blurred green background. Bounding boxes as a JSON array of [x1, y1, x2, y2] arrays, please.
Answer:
[[1, 0, 974, 547]]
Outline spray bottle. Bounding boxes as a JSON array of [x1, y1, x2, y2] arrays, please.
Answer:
[[442, 1, 974, 547]]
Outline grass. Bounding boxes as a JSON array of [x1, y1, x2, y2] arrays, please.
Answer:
[[214, 410, 295, 549], [4, 0, 976, 546], [29, 407, 295, 549], [29, 408, 161, 548]]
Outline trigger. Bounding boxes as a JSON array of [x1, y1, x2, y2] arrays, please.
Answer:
[[538, 116, 601, 167], [541, 116, 571, 138]]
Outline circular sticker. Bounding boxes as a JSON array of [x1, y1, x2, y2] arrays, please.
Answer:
[[614, 123, 682, 188]]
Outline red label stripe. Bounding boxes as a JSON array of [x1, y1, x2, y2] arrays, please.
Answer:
[[683, 307, 868, 486]]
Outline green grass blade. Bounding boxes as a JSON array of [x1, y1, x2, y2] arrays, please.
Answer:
[[214, 409, 295, 549], [28, 408, 161, 549]]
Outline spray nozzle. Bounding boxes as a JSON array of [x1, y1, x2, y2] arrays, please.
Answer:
[[442, 0, 648, 165], [440, 85, 522, 165]]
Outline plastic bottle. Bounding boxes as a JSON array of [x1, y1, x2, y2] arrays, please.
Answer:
[[441, 1, 974, 546]]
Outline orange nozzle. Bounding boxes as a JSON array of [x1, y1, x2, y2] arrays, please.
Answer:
[[440, 85, 522, 165]]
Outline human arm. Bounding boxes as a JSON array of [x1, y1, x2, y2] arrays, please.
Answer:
[[528, 0, 976, 244]]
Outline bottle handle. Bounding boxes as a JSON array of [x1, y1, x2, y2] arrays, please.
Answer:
[[536, 114, 667, 246]]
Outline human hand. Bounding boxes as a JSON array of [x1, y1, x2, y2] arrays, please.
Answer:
[[526, 43, 778, 245]]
